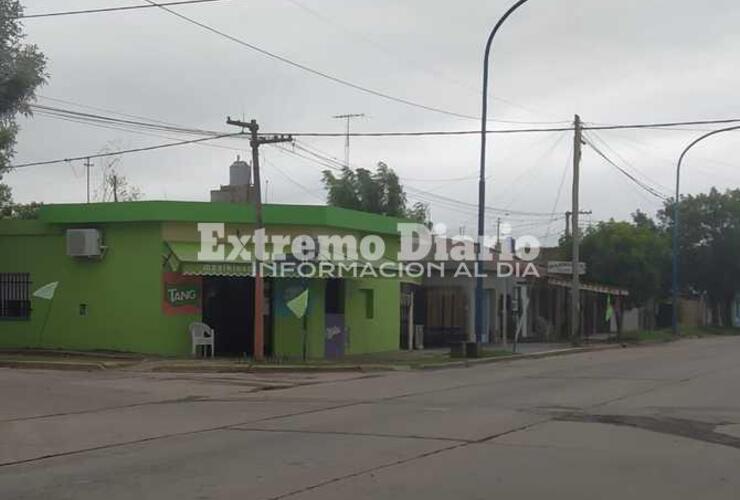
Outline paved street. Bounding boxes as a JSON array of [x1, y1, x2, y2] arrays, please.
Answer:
[[2, 338, 740, 499]]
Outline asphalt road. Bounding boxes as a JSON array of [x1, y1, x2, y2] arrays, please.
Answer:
[[2, 338, 740, 499]]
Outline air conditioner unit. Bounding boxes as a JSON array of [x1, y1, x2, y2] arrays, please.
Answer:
[[66, 229, 103, 258]]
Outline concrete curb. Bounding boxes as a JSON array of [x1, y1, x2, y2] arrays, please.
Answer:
[[0, 343, 623, 374], [415, 344, 621, 370], [145, 362, 404, 374], [0, 359, 107, 371]]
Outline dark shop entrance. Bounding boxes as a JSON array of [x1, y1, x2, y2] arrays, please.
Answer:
[[202, 276, 273, 358]]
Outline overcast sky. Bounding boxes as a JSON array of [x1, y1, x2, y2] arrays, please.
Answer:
[[8, 0, 740, 244]]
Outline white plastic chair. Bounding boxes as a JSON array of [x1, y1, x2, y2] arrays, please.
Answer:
[[189, 322, 215, 358]]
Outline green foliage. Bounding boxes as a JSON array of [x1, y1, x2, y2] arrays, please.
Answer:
[[0, 183, 41, 218], [560, 212, 670, 306], [557, 187, 740, 323], [322, 162, 429, 222], [1, 0, 47, 207], [659, 188, 740, 324]]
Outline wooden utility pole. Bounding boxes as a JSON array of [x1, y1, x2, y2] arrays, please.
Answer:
[[571, 114, 583, 346], [227, 117, 293, 361]]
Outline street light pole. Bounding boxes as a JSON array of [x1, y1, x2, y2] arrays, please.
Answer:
[[476, 0, 531, 345], [672, 125, 740, 335]]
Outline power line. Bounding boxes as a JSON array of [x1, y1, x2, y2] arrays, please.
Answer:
[[37, 95, 191, 130], [585, 129, 672, 194], [19, 0, 227, 19], [139, 0, 550, 123], [30, 104, 216, 136], [499, 131, 568, 210], [543, 146, 572, 240], [582, 135, 668, 200], [269, 139, 555, 218], [261, 153, 325, 203], [19, 103, 740, 173], [287, 140, 558, 217], [275, 118, 740, 137], [28, 102, 740, 138], [18, 0, 229, 19], [284, 0, 565, 124], [9, 133, 244, 169]]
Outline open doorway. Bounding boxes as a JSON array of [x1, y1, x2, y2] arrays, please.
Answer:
[[324, 278, 345, 358], [202, 276, 254, 357]]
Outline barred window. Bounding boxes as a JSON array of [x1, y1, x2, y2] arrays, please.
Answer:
[[0, 273, 31, 320]]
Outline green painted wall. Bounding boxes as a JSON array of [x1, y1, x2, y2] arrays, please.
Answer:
[[271, 277, 400, 358], [40, 201, 412, 235], [0, 221, 197, 355], [345, 278, 400, 354], [271, 279, 326, 359], [1, 203, 408, 358]]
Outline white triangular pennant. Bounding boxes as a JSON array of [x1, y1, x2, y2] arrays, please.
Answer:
[[32, 282, 59, 300]]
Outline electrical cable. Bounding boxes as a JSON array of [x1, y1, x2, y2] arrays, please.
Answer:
[[19, 0, 228, 19], [139, 0, 582, 123], [582, 135, 668, 200], [10, 133, 245, 169], [28, 103, 740, 138]]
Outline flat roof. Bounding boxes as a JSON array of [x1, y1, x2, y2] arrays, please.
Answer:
[[37, 201, 411, 235]]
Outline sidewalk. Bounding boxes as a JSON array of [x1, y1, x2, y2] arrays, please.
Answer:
[[0, 341, 618, 373]]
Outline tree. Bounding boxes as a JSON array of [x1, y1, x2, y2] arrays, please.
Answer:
[[94, 147, 143, 202], [659, 188, 740, 326], [560, 212, 670, 307], [322, 162, 428, 222], [1, 1, 47, 210], [0, 182, 41, 218]]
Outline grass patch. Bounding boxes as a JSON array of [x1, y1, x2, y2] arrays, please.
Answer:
[[480, 349, 517, 358], [620, 330, 675, 343], [619, 326, 740, 344], [680, 326, 740, 338]]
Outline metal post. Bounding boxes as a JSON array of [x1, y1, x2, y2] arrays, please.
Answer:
[[476, 0, 531, 345], [672, 125, 740, 335], [332, 113, 364, 167], [84, 157, 92, 203]]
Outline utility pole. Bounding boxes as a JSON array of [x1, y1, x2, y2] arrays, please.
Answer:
[[227, 117, 293, 362], [565, 210, 591, 238], [84, 157, 92, 203], [332, 113, 364, 167], [112, 174, 118, 203], [571, 114, 583, 346]]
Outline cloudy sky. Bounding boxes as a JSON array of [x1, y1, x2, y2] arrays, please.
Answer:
[[8, 0, 740, 244]]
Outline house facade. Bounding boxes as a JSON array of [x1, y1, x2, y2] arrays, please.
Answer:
[[0, 201, 411, 358]]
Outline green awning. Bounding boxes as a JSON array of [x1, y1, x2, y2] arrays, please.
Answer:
[[165, 242, 254, 277], [163, 241, 410, 280]]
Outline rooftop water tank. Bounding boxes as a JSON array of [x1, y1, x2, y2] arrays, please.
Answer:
[[229, 156, 251, 186]]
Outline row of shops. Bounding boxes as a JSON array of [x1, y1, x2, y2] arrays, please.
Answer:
[[0, 200, 628, 358]]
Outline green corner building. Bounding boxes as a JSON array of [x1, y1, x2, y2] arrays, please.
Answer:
[[0, 201, 412, 358]]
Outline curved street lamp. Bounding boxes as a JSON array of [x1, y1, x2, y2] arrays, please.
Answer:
[[476, 0, 532, 343], [672, 125, 740, 335]]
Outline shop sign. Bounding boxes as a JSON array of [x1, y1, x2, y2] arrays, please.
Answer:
[[162, 272, 202, 315]]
